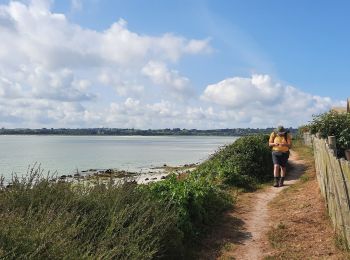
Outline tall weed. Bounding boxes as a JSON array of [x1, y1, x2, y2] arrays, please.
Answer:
[[0, 172, 181, 259]]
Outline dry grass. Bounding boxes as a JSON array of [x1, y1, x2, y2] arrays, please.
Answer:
[[194, 188, 255, 259], [264, 140, 350, 259]]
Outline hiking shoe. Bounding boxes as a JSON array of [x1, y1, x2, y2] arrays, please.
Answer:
[[273, 177, 279, 187], [279, 177, 285, 187]]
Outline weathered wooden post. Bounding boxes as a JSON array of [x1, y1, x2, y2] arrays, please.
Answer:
[[328, 136, 337, 154]]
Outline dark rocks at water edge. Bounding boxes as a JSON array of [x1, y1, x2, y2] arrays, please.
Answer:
[[56, 168, 138, 181], [48, 162, 198, 184]]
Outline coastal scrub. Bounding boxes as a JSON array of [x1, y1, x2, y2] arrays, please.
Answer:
[[0, 173, 181, 259], [195, 134, 273, 190], [0, 134, 273, 259]]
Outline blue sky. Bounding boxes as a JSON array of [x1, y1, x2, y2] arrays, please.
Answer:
[[0, 0, 348, 129], [58, 0, 350, 99]]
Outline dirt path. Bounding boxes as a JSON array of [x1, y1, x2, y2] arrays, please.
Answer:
[[197, 147, 350, 259], [197, 150, 305, 260], [229, 150, 305, 260]]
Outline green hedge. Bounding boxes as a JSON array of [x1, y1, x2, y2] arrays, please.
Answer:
[[307, 111, 350, 155], [195, 134, 273, 190]]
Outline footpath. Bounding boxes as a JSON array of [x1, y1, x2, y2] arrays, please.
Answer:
[[198, 147, 350, 259]]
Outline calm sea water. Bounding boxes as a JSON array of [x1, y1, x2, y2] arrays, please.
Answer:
[[0, 135, 237, 179]]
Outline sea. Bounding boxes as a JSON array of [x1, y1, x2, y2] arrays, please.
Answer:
[[0, 135, 237, 179]]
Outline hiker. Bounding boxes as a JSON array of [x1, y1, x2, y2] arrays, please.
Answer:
[[269, 126, 292, 187]]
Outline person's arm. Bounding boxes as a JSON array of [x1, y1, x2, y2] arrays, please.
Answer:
[[280, 134, 292, 148], [269, 133, 279, 147]]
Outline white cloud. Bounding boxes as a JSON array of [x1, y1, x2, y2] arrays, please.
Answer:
[[0, 7, 210, 70], [105, 98, 211, 128], [0, 0, 210, 78], [28, 67, 96, 101], [0, 1, 342, 129], [201, 74, 280, 108], [0, 0, 211, 128], [98, 70, 145, 97], [201, 74, 340, 127], [0, 77, 22, 98], [142, 61, 192, 98], [71, 0, 82, 11], [0, 97, 86, 127], [184, 39, 212, 54]]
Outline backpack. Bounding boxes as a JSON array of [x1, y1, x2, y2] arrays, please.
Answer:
[[272, 130, 289, 143], [271, 130, 291, 157]]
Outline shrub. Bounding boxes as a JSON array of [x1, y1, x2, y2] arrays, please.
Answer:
[[338, 128, 350, 150], [307, 111, 350, 155], [195, 134, 273, 190], [0, 173, 182, 259], [309, 111, 350, 140], [145, 174, 231, 246]]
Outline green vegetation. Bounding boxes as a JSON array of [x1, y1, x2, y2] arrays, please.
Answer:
[[0, 178, 180, 259], [146, 174, 231, 247], [306, 111, 350, 156], [195, 134, 273, 190], [0, 134, 273, 259]]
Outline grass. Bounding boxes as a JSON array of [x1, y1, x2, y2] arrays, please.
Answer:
[[335, 232, 349, 251], [0, 160, 232, 259], [0, 134, 274, 259], [267, 140, 314, 248], [266, 139, 350, 259], [0, 170, 183, 259], [267, 219, 288, 249], [292, 139, 314, 158]]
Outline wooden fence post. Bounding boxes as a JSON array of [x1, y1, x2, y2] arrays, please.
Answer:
[[328, 136, 337, 153], [310, 135, 350, 249]]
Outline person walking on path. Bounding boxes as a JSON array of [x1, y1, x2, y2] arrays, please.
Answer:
[[269, 126, 292, 187]]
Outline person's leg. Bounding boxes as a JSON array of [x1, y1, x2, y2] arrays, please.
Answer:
[[279, 160, 287, 186], [273, 164, 280, 187], [279, 153, 288, 186], [274, 164, 281, 177], [280, 166, 286, 177]]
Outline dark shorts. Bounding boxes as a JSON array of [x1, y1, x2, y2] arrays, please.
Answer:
[[272, 151, 289, 167]]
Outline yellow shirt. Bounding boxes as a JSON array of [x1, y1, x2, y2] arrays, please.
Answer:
[[269, 132, 292, 152]]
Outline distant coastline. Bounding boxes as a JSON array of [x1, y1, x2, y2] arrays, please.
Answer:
[[0, 127, 297, 136]]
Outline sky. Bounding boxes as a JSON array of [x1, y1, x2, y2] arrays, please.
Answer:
[[0, 0, 348, 129]]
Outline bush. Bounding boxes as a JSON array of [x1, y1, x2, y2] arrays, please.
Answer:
[[145, 174, 231, 246], [338, 128, 350, 150], [309, 111, 350, 140], [307, 111, 350, 155], [0, 173, 182, 259], [195, 134, 273, 190]]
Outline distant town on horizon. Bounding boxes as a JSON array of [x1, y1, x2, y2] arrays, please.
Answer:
[[0, 127, 297, 136]]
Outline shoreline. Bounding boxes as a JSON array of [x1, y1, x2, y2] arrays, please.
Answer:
[[36, 163, 199, 186], [0, 159, 203, 187]]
